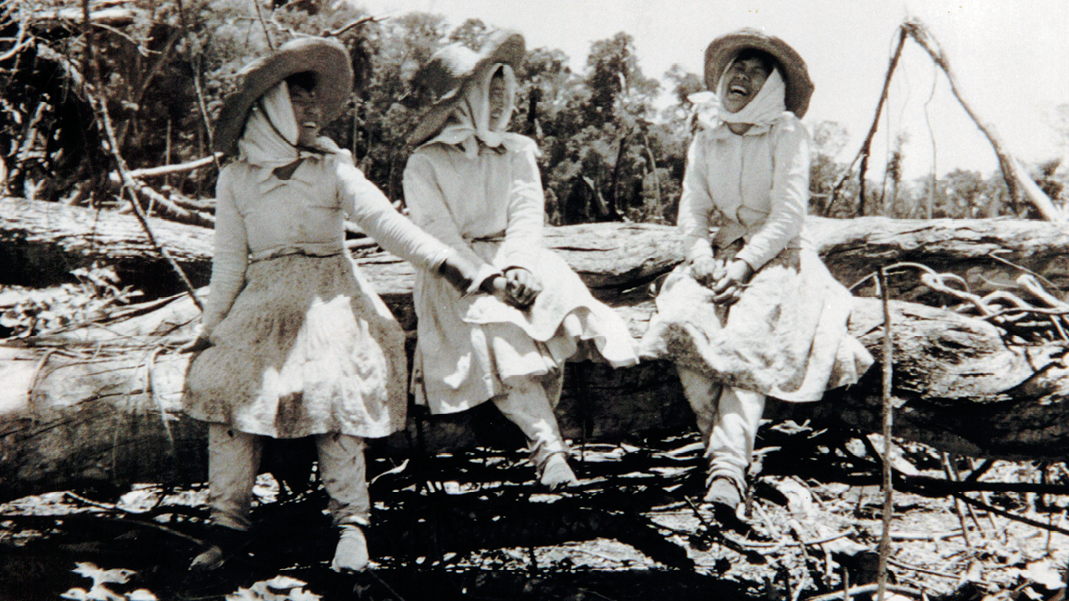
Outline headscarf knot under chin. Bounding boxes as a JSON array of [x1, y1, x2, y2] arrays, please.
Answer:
[[689, 63, 787, 133]]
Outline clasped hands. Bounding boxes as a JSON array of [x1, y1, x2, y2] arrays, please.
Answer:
[[487, 267, 541, 309], [438, 257, 541, 309], [691, 255, 753, 305]]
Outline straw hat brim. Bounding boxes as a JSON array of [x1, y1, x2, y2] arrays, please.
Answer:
[[406, 32, 526, 147], [704, 29, 814, 118], [213, 37, 355, 155]]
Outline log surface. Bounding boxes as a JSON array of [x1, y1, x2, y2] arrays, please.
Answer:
[[5, 197, 1069, 301], [2, 198, 1069, 500]]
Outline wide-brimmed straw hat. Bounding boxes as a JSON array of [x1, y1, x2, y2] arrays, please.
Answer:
[[213, 37, 355, 155], [704, 28, 814, 118], [406, 31, 526, 146]]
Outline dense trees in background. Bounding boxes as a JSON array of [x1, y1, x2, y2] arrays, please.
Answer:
[[1, 0, 1066, 226]]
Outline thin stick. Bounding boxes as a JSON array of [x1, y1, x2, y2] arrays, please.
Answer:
[[842, 564, 850, 601], [876, 266, 894, 601], [175, 0, 222, 172], [942, 453, 982, 543], [252, 0, 274, 50], [887, 557, 994, 587], [964, 458, 995, 483], [85, 87, 203, 310], [366, 571, 408, 601], [127, 154, 222, 179], [807, 584, 923, 601], [828, 26, 906, 217], [952, 492, 1069, 536]]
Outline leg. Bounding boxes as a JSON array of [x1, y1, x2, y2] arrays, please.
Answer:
[[705, 386, 766, 507], [192, 424, 263, 570], [207, 424, 264, 529], [315, 433, 371, 572], [493, 375, 577, 490], [676, 365, 723, 444]]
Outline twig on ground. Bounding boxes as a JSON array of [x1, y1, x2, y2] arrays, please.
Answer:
[[887, 557, 995, 586], [366, 571, 408, 601], [952, 492, 1069, 536], [806, 584, 924, 601]]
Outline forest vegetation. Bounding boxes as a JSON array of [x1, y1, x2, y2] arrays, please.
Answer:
[[4, 0, 1067, 232]]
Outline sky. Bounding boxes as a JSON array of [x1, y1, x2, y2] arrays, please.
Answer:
[[351, 0, 1069, 180]]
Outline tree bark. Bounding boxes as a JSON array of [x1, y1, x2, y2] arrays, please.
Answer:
[[1, 290, 1067, 501], [2, 198, 1069, 499], [4, 197, 1068, 303]]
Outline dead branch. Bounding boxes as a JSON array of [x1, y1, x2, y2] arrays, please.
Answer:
[[113, 178, 215, 228], [127, 155, 222, 179], [324, 15, 379, 38], [828, 27, 906, 217], [876, 267, 895, 601], [84, 84, 203, 310], [951, 492, 1069, 537], [903, 19, 1062, 222], [807, 584, 924, 601]]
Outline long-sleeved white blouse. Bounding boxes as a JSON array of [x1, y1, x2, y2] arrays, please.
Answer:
[[403, 139, 544, 276], [677, 112, 812, 271], [202, 150, 454, 335], [401, 138, 638, 412]]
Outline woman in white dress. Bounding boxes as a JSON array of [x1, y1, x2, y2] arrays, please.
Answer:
[[184, 37, 482, 572], [639, 29, 873, 523], [402, 32, 639, 490]]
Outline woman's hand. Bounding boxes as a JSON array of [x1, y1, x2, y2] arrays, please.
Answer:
[[502, 267, 541, 308], [691, 255, 727, 288], [711, 259, 753, 305]]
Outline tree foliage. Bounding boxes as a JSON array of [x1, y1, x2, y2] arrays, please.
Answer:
[[0, 0, 1063, 226]]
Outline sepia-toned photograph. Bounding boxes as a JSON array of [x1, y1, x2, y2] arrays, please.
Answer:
[[1, 1, 1068, 599]]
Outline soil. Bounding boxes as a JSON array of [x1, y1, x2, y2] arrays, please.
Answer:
[[1, 423, 1067, 601]]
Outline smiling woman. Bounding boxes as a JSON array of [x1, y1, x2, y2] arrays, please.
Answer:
[[719, 50, 773, 117], [286, 73, 323, 148], [181, 36, 486, 574], [638, 28, 873, 526]]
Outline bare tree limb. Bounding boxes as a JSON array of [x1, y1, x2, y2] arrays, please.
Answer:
[[126, 154, 223, 179], [829, 26, 906, 217], [903, 19, 1062, 222], [84, 85, 203, 310]]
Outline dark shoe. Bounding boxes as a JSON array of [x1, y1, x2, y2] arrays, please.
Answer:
[[190, 525, 249, 571], [704, 478, 752, 535]]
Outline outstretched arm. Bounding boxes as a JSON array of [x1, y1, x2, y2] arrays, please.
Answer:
[[200, 168, 249, 338]]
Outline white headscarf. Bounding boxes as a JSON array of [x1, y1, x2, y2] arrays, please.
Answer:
[[689, 59, 788, 133], [422, 63, 528, 158], [236, 81, 341, 186]]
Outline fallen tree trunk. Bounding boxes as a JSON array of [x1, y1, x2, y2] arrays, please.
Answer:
[[4, 197, 1069, 303], [1, 288, 1067, 501], [2, 197, 1069, 499]]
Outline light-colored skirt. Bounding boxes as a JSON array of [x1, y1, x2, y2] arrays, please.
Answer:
[[412, 242, 639, 414], [184, 253, 408, 439], [638, 244, 873, 402]]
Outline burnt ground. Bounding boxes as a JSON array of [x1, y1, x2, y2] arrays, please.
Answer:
[[1, 422, 1068, 601]]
